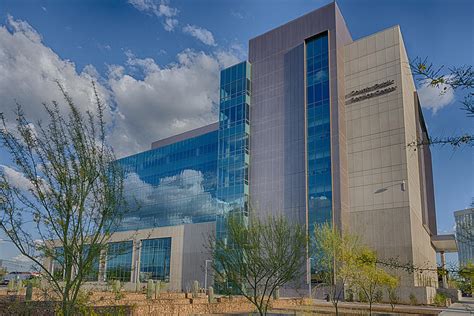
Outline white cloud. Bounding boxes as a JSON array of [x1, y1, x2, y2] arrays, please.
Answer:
[[0, 16, 111, 124], [158, 3, 178, 17], [128, 0, 219, 45], [127, 0, 153, 12], [0, 15, 243, 158], [231, 11, 244, 19], [128, 0, 179, 31], [108, 48, 239, 156], [418, 78, 455, 114], [183, 24, 216, 46], [6, 14, 42, 42], [0, 165, 32, 191], [163, 18, 178, 32], [215, 43, 246, 66], [97, 43, 111, 51]]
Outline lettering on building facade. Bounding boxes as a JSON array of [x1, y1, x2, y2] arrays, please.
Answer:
[[345, 80, 397, 105]]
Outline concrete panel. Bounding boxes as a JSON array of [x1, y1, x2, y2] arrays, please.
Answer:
[[345, 26, 438, 302], [181, 221, 215, 291]]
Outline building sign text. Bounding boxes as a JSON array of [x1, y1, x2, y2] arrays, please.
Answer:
[[345, 80, 397, 105]]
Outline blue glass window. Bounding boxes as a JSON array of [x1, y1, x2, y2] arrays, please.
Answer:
[[106, 241, 133, 282], [306, 33, 332, 277], [116, 130, 218, 231], [216, 62, 251, 241], [139, 238, 171, 282], [82, 245, 100, 282]]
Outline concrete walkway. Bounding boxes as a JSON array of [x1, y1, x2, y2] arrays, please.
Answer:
[[272, 299, 445, 315], [440, 297, 474, 315]]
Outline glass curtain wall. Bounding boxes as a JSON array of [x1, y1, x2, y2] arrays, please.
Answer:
[[82, 245, 100, 282], [139, 238, 172, 282], [216, 61, 251, 241], [305, 33, 332, 279], [51, 246, 100, 282], [117, 131, 218, 231], [456, 211, 474, 267], [106, 241, 133, 282]]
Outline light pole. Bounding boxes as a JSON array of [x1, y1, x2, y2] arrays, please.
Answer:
[[204, 259, 212, 290], [374, 180, 406, 194], [307, 257, 314, 299]]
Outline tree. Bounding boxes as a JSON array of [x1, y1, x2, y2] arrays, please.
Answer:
[[348, 249, 398, 316], [0, 266, 6, 279], [410, 57, 473, 148], [209, 214, 307, 316], [457, 262, 474, 296], [0, 82, 125, 315], [313, 223, 360, 315], [386, 284, 399, 312]]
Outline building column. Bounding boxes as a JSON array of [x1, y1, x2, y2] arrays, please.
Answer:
[[440, 251, 448, 288], [98, 249, 107, 282], [132, 239, 141, 284]]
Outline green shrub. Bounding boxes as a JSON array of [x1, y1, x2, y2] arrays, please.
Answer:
[[409, 293, 418, 305], [346, 288, 354, 302], [434, 293, 447, 307], [109, 280, 124, 300], [358, 290, 368, 302]]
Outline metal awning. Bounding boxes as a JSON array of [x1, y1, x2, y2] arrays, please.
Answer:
[[431, 234, 457, 253]]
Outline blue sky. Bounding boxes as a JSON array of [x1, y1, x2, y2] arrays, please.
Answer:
[[0, 0, 472, 267]]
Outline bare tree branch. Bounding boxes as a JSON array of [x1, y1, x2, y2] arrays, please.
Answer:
[[0, 82, 126, 315]]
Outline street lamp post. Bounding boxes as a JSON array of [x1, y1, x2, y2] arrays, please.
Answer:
[[204, 259, 212, 290]]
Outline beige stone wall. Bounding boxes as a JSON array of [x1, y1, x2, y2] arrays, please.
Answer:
[[44, 221, 215, 292], [344, 26, 437, 297], [397, 29, 438, 289]]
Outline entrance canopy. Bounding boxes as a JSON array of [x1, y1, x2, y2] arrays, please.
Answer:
[[431, 234, 457, 253]]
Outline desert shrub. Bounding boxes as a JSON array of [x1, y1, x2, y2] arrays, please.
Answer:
[[345, 288, 354, 302], [358, 290, 368, 302], [434, 293, 447, 307]]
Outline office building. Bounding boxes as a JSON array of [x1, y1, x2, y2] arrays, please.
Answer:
[[455, 208, 474, 267], [46, 3, 452, 303]]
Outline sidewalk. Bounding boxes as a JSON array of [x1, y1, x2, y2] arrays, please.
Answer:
[[440, 297, 474, 315], [272, 298, 445, 315]]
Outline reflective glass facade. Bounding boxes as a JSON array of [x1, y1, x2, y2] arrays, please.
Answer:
[[305, 33, 332, 273], [52, 247, 64, 280], [117, 131, 218, 231], [82, 245, 100, 282], [139, 237, 171, 282], [106, 241, 133, 282], [52, 246, 99, 282], [455, 209, 474, 267], [216, 61, 251, 240]]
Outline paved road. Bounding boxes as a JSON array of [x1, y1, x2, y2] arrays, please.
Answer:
[[440, 297, 474, 315]]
